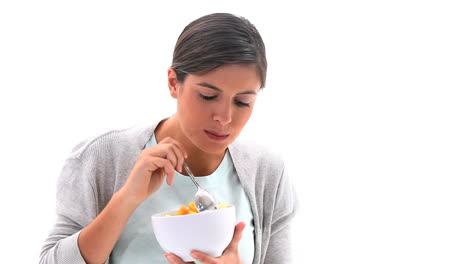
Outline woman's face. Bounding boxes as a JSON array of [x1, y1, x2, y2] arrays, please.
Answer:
[[170, 64, 261, 155]]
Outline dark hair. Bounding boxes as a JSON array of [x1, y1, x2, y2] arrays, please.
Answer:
[[171, 13, 267, 88]]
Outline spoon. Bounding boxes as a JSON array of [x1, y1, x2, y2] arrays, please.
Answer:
[[183, 162, 218, 212]]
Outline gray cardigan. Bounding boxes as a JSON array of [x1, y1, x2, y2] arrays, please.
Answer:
[[39, 122, 297, 264]]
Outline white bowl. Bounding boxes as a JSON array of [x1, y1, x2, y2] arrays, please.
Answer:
[[151, 205, 236, 262]]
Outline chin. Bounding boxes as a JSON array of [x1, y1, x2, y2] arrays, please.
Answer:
[[200, 143, 229, 155], [195, 138, 232, 155]]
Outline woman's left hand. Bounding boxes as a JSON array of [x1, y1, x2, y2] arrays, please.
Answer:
[[164, 222, 246, 264]]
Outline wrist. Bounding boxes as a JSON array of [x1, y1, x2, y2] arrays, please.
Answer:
[[113, 188, 141, 213]]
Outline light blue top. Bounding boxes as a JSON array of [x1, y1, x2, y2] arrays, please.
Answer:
[[110, 133, 255, 264]]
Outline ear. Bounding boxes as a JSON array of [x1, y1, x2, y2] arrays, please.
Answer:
[[167, 67, 179, 99]]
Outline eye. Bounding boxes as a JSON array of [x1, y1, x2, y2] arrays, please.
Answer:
[[199, 94, 217, 101], [235, 100, 250, 107]]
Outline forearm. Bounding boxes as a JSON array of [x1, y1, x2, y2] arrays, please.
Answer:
[[78, 190, 138, 264]]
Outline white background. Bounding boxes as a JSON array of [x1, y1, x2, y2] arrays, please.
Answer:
[[1, 0, 467, 263]]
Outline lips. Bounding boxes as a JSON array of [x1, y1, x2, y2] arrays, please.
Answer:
[[204, 130, 230, 141]]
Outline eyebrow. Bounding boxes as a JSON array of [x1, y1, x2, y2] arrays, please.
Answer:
[[196, 82, 257, 95]]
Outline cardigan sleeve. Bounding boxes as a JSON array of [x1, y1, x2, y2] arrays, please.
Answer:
[[39, 158, 98, 264], [263, 224, 293, 263], [263, 165, 298, 263]]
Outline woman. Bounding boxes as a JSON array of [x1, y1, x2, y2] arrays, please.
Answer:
[[40, 13, 296, 264]]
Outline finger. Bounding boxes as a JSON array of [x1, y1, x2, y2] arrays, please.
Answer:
[[164, 253, 195, 264], [160, 137, 189, 159], [190, 251, 217, 264], [148, 141, 187, 172], [164, 147, 182, 172], [146, 143, 183, 172], [169, 143, 186, 173], [150, 157, 175, 185], [163, 253, 175, 264], [161, 138, 188, 172], [225, 221, 246, 251]]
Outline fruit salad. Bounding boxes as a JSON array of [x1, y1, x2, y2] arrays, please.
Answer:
[[165, 202, 229, 216]]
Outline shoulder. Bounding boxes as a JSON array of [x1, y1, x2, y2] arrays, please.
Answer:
[[68, 123, 157, 163], [57, 123, 158, 207]]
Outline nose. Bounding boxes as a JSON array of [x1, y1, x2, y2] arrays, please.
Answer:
[[212, 102, 232, 126]]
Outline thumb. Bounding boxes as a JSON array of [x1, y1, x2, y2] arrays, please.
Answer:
[[226, 221, 246, 251]]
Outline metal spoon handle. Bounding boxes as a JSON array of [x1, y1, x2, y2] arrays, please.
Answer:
[[183, 162, 200, 189]]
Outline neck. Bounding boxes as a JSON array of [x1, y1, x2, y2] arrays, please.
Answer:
[[155, 116, 226, 176]]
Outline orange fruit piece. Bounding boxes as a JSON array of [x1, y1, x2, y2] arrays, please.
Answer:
[[175, 205, 189, 215], [188, 202, 198, 213], [168, 202, 205, 216]]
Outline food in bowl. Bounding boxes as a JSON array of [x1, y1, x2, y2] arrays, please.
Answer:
[[152, 203, 236, 261], [165, 202, 230, 216]]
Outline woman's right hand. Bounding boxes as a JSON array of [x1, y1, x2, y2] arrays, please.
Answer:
[[119, 136, 188, 206]]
